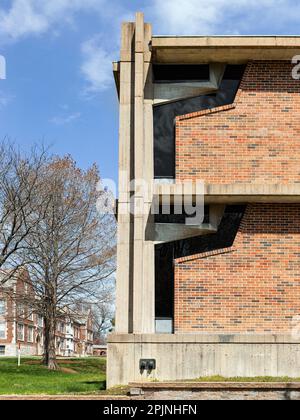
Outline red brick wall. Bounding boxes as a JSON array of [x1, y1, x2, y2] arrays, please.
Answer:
[[174, 204, 300, 334], [176, 61, 300, 184], [0, 276, 37, 350]]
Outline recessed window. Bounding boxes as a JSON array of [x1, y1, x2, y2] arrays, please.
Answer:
[[153, 64, 210, 83], [27, 326, 34, 343], [38, 315, 43, 328], [0, 300, 5, 316], [17, 304, 25, 318], [28, 306, 34, 321], [17, 323, 24, 341], [0, 321, 6, 339], [0, 346, 5, 356], [155, 205, 209, 224]]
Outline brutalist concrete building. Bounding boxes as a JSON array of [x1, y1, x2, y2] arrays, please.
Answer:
[[108, 12, 300, 387]]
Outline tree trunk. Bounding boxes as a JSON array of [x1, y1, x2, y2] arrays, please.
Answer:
[[47, 309, 59, 371], [42, 346, 49, 365], [42, 318, 49, 366]]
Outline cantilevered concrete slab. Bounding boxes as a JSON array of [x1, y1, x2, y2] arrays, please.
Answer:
[[146, 204, 225, 244], [113, 36, 300, 93], [147, 223, 216, 244], [151, 36, 300, 63]]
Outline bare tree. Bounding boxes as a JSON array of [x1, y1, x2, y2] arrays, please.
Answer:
[[0, 141, 48, 284], [91, 287, 115, 342], [21, 156, 116, 370]]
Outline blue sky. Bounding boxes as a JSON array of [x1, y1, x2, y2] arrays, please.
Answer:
[[0, 0, 300, 185]]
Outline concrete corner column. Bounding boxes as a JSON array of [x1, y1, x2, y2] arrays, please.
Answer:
[[115, 13, 154, 334], [132, 12, 155, 334], [115, 22, 135, 333]]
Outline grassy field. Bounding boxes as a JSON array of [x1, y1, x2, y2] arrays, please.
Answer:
[[2, 357, 297, 396], [0, 357, 109, 395]]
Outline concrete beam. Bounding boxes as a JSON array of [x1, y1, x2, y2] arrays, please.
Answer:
[[153, 49, 300, 64], [151, 37, 300, 63], [152, 36, 300, 49], [108, 333, 300, 344], [154, 183, 300, 205]]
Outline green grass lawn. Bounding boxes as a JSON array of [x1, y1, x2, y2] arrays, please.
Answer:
[[0, 357, 108, 395], [4, 357, 298, 396]]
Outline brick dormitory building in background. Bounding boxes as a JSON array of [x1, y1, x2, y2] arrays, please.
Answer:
[[0, 272, 95, 357], [108, 12, 300, 387]]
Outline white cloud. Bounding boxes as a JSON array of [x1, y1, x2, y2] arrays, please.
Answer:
[[3, 0, 298, 98], [0, 0, 106, 41], [0, 55, 6, 80], [150, 0, 222, 35], [149, 0, 300, 35], [0, 0, 119, 94], [0, 91, 14, 108], [81, 36, 115, 94], [50, 111, 81, 125], [0, 0, 48, 40]]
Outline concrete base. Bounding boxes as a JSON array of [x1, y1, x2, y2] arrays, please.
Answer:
[[129, 382, 300, 400], [107, 334, 300, 388]]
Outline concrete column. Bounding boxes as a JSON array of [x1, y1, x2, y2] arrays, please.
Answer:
[[132, 13, 155, 334], [115, 22, 135, 333], [115, 13, 154, 335], [142, 23, 155, 334]]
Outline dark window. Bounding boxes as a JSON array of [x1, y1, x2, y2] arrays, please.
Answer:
[[155, 205, 209, 224], [0, 346, 5, 356], [155, 242, 174, 320], [153, 64, 210, 83]]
